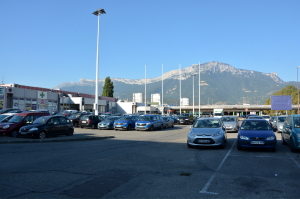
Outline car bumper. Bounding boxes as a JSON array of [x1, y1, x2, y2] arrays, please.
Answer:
[[0, 129, 12, 136], [187, 136, 225, 147], [135, 126, 150, 131], [237, 139, 277, 148]]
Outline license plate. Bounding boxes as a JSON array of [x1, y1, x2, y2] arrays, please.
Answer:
[[82, 121, 86, 123], [251, 141, 264, 144], [198, 140, 210, 143], [21, 132, 26, 135]]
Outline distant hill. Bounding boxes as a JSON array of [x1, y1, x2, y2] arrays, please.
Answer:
[[54, 61, 297, 105]]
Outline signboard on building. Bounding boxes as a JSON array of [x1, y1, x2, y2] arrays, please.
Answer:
[[271, 95, 292, 110], [38, 91, 47, 99]]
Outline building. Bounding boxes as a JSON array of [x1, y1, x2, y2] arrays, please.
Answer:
[[181, 98, 189, 106], [151, 93, 161, 106], [0, 84, 117, 113], [133, 93, 143, 103]]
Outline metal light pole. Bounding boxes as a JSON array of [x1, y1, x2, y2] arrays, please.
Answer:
[[162, 64, 164, 111], [297, 66, 300, 114], [198, 62, 201, 116], [179, 63, 182, 115], [191, 74, 196, 115], [145, 65, 147, 114], [92, 8, 106, 115]]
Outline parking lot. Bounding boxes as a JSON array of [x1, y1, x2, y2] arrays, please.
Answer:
[[1, 125, 300, 198]]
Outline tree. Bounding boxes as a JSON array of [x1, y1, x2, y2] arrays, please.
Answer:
[[264, 85, 298, 115], [102, 77, 114, 97]]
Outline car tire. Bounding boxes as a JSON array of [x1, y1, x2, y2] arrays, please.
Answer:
[[187, 143, 193, 148], [290, 139, 297, 153], [172, 124, 174, 128], [38, 131, 46, 139], [282, 136, 287, 145], [150, 125, 154, 131], [66, 129, 73, 136], [127, 125, 131, 131], [220, 141, 226, 149], [74, 123, 79, 128], [160, 125, 163, 130], [11, 130, 19, 138], [80, 125, 83, 129], [91, 124, 96, 129]]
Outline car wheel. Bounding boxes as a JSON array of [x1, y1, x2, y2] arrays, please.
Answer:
[[66, 129, 73, 136], [172, 124, 174, 128], [160, 125, 163, 130], [91, 124, 96, 129], [237, 145, 242, 150], [282, 136, 287, 145], [290, 139, 297, 153], [187, 142, 193, 148], [38, 131, 46, 139], [220, 141, 226, 149], [127, 125, 131, 131], [80, 125, 83, 129], [150, 125, 154, 131], [11, 130, 19, 138], [74, 122, 79, 128]]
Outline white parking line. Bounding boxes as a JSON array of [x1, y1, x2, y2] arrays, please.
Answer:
[[286, 152, 300, 168], [199, 141, 236, 195]]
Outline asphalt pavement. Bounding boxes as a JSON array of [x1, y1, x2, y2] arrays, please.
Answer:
[[0, 128, 115, 144]]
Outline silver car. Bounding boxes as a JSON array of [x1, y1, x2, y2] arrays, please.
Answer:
[[221, 116, 239, 132], [276, 115, 287, 133], [187, 117, 227, 149]]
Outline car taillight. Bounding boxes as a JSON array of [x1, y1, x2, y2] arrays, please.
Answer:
[[88, 120, 91, 123]]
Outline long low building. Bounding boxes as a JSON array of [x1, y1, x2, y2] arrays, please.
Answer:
[[0, 84, 117, 114]]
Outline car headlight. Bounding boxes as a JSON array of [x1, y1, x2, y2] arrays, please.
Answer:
[[189, 131, 196, 138], [146, 122, 151, 125], [29, 127, 38, 131], [213, 131, 222, 137], [240, 135, 249, 140], [3, 125, 10, 129], [266, 136, 276, 140]]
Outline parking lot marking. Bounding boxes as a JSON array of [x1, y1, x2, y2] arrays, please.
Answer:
[[286, 152, 300, 169], [199, 141, 236, 195]]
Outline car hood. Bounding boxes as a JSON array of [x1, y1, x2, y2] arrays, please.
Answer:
[[190, 127, 222, 135], [136, 121, 153, 123], [20, 124, 43, 130], [238, 130, 274, 137], [0, 122, 16, 127]]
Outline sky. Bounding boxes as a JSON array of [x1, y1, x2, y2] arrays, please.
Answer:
[[1, 0, 299, 89]]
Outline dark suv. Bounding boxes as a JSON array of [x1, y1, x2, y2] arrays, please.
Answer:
[[79, 115, 103, 129], [68, 112, 89, 127]]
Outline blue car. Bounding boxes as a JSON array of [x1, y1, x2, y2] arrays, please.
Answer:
[[98, 116, 120, 130], [135, 115, 164, 131], [237, 119, 276, 151], [113, 116, 137, 131], [282, 114, 300, 152]]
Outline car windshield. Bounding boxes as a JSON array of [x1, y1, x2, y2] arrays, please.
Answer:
[[163, 117, 169, 121], [118, 117, 131, 121], [221, 117, 236, 122], [248, 116, 263, 119], [33, 117, 48, 124], [240, 120, 272, 130], [278, 117, 286, 122], [262, 116, 270, 119], [194, 119, 221, 128], [0, 115, 8, 120], [8, 115, 25, 123], [294, 117, 300, 128], [69, 114, 81, 119], [138, 116, 153, 121]]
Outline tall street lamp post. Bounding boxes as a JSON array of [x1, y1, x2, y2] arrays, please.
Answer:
[[92, 8, 106, 115], [297, 66, 300, 114], [198, 62, 201, 116], [191, 74, 196, 115], [145, 65, 147, 114]]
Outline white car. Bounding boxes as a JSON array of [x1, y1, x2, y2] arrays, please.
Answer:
[[262, 115, 271, 123]]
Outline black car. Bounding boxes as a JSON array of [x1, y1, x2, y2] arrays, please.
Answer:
[[178, 113, 194, 125], [18, 115, 74, 139], [68, 113, 89, 127], [79, 115, 103, 129]]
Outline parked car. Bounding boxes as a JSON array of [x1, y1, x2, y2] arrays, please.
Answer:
[[0, 108, 21, 114], [270, 116, 278, 129], [221, 116, 239, 132], [171, 115, 179, 124], [79, 115, 103, 129], [98, 116, 121, 130], [0, 113, 17, 123], [135, 115, 163, 131], [237, 119, 276, 151], [0, 112, 50, 137], [68, 112, 89, 127], [18, 115, 74, 139], [178, 113, 194, 125], [114, 116, 137, 131], [281, 114, 300, 152], [276, 115, 288, 133], [187, 117, 227, 149], [262, 115, 271, 123], [162, 116, 174, 128]]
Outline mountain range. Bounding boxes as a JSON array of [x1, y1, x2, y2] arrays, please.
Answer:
[[54, 61, 296, 105]]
